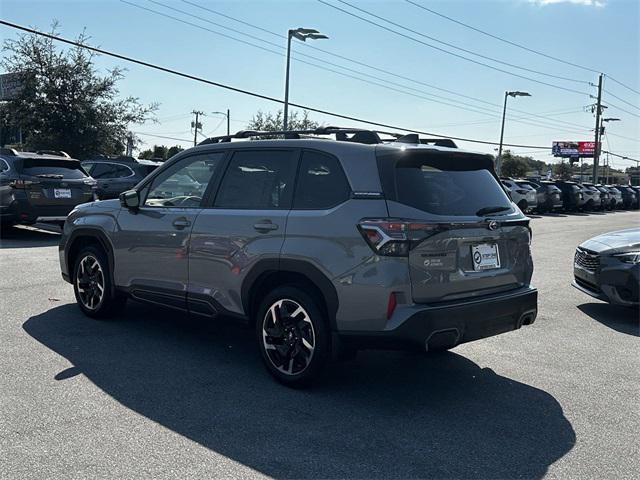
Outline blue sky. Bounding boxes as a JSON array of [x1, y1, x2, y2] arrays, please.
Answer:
[[2, 0, 638, 168]]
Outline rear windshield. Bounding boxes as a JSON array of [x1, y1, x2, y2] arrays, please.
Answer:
[[391, 158, 511, 216], [21, 159, 87, 179]]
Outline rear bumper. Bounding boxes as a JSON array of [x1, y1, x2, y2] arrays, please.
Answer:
[[337, 286, 538, 351]]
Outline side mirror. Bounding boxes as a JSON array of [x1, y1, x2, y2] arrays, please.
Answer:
[[119, 190, 140, 209]]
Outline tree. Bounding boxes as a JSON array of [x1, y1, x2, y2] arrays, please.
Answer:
[[166, 145, 184, 159], [500, 151, 530, 178], [0, 23, 156, 158], [246, 110, 320, 132], [138, 144, 183, 161], [554, 161, 573, 180]]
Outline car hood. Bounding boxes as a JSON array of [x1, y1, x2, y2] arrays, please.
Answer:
[[580, 228, 640, 253]]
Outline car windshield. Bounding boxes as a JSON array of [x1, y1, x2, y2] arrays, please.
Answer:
[[21, 159, 87, 179], [390, 154, 511, 216]]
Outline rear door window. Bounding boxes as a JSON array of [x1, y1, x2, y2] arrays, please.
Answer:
[[112, 164, 134, 178], [215, 150, 297, 209], [293, 150, 350, 209], [21, 159, 87, 179], [87, 163, 116, 179], [389, 155, 511, 216]]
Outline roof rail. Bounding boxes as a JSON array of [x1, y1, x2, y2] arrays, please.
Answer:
[[0, 147, 19, 156], [197, 126, 449, 146], [36, 150, 71, 158], [198, 126, 458, 148]]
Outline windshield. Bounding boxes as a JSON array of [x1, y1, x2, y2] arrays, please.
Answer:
[[21, 159, 87, 179], [393, 163, 511, 216]]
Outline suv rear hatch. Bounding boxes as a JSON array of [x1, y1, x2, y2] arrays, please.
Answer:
[[17, 158, 94, 215], [369, 147, 532, 304]]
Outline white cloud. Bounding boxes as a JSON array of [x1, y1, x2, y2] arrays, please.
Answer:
[[529, 0, 606, 6]]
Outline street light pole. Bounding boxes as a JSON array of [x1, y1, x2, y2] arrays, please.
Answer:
[[283, 28, 328, 131], [212, 110, 231, 136], [283, 32, 293, 132], [496, 91, 531, 176]]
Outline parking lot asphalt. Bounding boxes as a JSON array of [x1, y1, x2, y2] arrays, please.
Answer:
[[1, 211, 638, 480]]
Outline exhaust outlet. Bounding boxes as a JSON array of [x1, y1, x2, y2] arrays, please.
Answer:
[[425, 329, 459, 352]]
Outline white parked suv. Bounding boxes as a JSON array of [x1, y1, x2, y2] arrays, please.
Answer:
[[501, 178, 537, 213]]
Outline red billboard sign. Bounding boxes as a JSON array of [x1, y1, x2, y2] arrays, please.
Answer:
[[552, 141, 595, 158]]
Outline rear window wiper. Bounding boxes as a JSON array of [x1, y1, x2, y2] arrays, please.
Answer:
[[476, 206, 511, 216], [35, 174, 64, 179]]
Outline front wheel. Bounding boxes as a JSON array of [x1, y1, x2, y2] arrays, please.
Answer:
[[73, 246, 125, 318], [256, 286, 330, 387]]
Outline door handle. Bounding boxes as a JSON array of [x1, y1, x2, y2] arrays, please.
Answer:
[[253, 221, 278, 232], [172, 218, 191, 230]]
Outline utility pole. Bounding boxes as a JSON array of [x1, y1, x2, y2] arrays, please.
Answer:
[[226, 108, 230, 136], [592, 74, 603, 183], [192, 110, 204, 147]]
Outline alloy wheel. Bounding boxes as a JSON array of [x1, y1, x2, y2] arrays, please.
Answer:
[[76, 254, 105, 310], [262, 299, 315, 376]]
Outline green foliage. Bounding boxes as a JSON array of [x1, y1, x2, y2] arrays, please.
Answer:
[[554, 161, 573, 180], [246, 110, 320, 133], [138, 144, 183, 161], [500, 151, 529, 178], [0, 23, 157, 158]]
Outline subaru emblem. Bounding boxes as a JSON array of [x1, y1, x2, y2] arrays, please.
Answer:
[[488, 220, 499, 231]]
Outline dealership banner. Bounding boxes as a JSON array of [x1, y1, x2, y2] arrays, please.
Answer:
[[552, 141, 595, 158]]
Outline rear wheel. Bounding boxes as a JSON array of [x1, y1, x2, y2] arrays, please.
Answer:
[[256, 286, 330, 387], [73, 245, 125, 318], [517, 200, 528, 212]]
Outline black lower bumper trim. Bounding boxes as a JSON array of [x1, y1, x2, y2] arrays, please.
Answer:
[[338, 287, 538, 351]]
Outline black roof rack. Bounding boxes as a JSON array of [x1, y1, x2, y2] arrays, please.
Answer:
[[36, 150, 71, 158], [198, 126, 457, 148]]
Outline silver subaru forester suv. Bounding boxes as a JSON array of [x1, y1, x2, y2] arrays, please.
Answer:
[[59, 128, 537, 386]]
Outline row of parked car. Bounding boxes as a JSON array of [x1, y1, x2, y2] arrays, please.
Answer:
[[0, 149, 161, 227], [500, 177, 639, 214]]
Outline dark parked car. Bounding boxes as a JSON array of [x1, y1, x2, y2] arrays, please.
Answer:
[[0, 149, 96, 227], [596, 185, 619, 210], [573, 228, 639, 308], [615, 185, 637, 209], [631, 186, 640, 209], [606, 186, 625, 209], [532, 181, 563, 213], [81, 156, 162, 199], [59, 127, 537, 386], [554, 181, 585, 211]]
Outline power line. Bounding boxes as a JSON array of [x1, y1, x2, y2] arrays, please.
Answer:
[[134, 131, 192, 142], [603, 101, 640, 119], [335, 0, 588, 85], [404, 0, 600, 75], [175, 0, 594, 130], [318, 0, 592, 96], [129, 0, 590, 133], [0, 19, 556, 150], [607, 76, 640, 96], [603, 89, 640, 111]]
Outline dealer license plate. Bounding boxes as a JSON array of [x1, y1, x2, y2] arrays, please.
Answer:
[[471, 243, 500, 271], [54, 188, 72, 199]]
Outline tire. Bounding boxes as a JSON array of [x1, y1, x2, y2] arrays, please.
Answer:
[[255, 286, 330, 387], [72, 245, 126, 318], [517, 200, 528, 212]]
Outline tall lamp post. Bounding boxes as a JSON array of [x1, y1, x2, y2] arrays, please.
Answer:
[[283, 27, 328, 131], [212, 109, 230, 136], [496, 91, 531, 175]]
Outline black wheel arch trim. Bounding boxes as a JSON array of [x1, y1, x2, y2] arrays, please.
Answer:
[[66, 228, 116, 295], [241, 258, 339, 331]]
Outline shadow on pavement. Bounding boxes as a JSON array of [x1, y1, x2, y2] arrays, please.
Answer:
[[24, 302, 576, 479], [578, 303, 639, 336], [0, 225, 60, 248]]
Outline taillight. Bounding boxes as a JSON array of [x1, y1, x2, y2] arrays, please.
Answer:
[[386, 292, 397, 320], [10, 179, 40, 189], [358, 219, 439, 257]]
